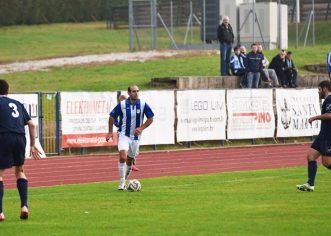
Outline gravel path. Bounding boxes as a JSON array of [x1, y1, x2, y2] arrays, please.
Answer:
[[0, 50, 218, 75]]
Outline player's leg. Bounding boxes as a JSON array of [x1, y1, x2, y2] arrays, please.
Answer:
[[15, 166, 28, 219], [321, 156, 331, 169], [132, 158, 139, 171], [125, 140, 140, 180], [117, 134, 130, 190], [0, 169, 5, 221], [296, 147, 320, 192]]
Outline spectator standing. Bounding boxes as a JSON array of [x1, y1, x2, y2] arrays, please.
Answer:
[[217, 16, 234, 76], [0, 80, 41, 222], [106, 85, 154, 190], [284, 51, 298, 88], [244, 43, 264, 88], [269, 49, 288, 87]]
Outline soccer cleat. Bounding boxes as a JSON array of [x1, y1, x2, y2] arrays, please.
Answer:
[[118, 182, 127, 191], [296, 183, 314, 192], [0, 212, 5, 221], [132, 165, 139, 171], [20, 206, 29, 220]]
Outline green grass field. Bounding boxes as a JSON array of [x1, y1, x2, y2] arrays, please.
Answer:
[[1, 21, 331, 92], [1, 167, 331, 235]]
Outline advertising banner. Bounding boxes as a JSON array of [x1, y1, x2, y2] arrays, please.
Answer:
[[176, 90, 226, 142], [276, 89, 320, 137], [138, 90, 175, 145], [227, 89, 275, 139], [60, 92, 118, 148]]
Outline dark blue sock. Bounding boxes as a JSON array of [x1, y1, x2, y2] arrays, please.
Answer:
[[17, 179, 28, 208], [307, 160, 317, 186], [0, 181, 3, 213]]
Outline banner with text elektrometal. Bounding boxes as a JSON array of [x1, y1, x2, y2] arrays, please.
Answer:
[[138, 90, 175, 145], [9, 94, 46, 158], [275, 89, 321, 137], [227, 89, 275, 139], [60, 92, 118, 148], [176, 90, 226, 142]]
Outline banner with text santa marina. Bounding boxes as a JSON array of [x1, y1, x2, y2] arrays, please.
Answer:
[[227, 89, 275, 139], [138, 90, 175, 145], [60, 92, 117, 148], [176, 90, 226, 142], [275, 89, 321, 137], [9, 94, 46, 158]]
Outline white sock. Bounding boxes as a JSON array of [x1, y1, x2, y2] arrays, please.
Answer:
[[118, 162, 126, 183], [125, 164, 132, 180]]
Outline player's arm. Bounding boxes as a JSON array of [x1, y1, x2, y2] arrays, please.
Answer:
[[106, 116, 115, 142], [27, 119, 42, 160], [134, 117, 153, 136], [309, 113, 331, 123]]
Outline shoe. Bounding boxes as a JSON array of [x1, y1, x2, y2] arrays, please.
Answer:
[[118, 182, 127, 191], [296, 183, 314, 192], [132, 165, 139, 171], [20, 206, 29, 220], [0, 212, 5, 221]]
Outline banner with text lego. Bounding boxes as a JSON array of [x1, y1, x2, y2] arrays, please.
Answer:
[[176, 90, 226, 142], [275, 89, 320, 137], [227, 89, 275, 139]]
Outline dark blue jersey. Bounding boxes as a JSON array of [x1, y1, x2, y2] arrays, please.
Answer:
[[0, 96, 31, 134], [320, 95, 331, 137]]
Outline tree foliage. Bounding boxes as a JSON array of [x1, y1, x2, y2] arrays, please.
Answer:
[[0, 0, 109, 26]]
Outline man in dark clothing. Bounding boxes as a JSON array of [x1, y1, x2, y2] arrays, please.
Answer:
[[244, 43, 264, 88], [0, 80, 41, 222], [269, 49, 288, 87], [284, 51, 298, 88], [217, 16, 234, 76]]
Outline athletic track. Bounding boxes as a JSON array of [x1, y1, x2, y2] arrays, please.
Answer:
[[4, 143, 312, 189]]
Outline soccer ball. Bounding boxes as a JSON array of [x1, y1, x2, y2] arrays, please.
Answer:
[[127, 179, 142, 192]]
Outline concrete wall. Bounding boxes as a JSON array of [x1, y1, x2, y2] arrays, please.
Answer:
[[151, 74, 330, 89]]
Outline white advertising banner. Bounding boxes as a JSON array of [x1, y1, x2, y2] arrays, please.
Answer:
[[9, 94, 46, 158], [227, 89, 275, 139], [176, 90, 226, 142], [276, 89, 321, 137], [60, 92, 118, 148], [138, 90, 175, 145]]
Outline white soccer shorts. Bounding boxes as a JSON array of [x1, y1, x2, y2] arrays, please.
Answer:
[[117, 133, 140, 158]]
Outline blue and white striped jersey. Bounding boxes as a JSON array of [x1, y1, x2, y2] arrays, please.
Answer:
[[109, 98, 154, 140]]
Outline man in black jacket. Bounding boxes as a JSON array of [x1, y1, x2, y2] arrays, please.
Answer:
[[269, 50, 288, 87], [284, 51, 298, 88], [217, 16, 234, 76]]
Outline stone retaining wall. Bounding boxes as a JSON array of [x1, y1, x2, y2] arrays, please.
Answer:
[[151, 74, 330, 89]]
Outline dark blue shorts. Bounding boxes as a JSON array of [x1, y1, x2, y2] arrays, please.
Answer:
[[311, 135, 331, 157], [0, 133, 26, 169]]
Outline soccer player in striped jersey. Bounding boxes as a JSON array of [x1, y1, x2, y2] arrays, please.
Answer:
[[0, 80, 41, 221], [106, 85, 154, 190]]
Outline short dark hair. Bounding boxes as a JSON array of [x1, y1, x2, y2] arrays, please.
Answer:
[[0, 79, 9, 95], [318, 80, 331, 91], [233, 46, 240, 51], [287, 51, 292, 55]]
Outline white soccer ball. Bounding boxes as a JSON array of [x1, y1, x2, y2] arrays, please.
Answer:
[[128, 179, 142, 192]]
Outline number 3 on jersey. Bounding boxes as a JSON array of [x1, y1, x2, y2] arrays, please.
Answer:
[[9, 102, 20, 118]]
